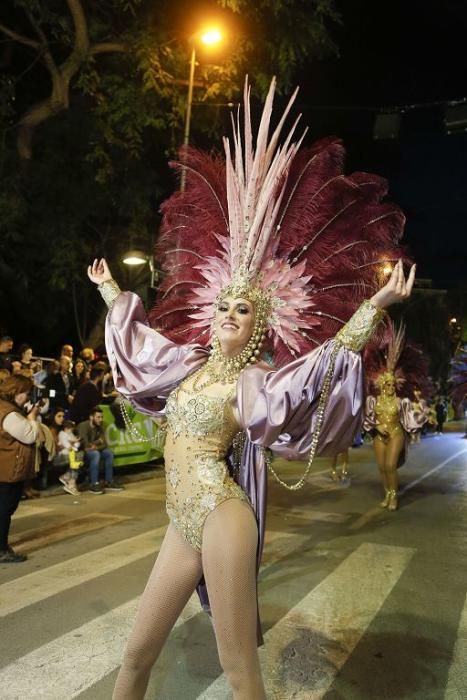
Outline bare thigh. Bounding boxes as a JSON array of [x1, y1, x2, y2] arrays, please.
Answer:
[[373, 435, 387, 469], [385, 431, 405, 470]]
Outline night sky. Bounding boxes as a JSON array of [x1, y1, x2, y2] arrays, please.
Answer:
[[294, 0, 467, 289]]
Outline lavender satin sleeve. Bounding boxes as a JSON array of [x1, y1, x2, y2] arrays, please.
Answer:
[[400, 397, 426, 433], [411, 399, 429, 428], [105, 291, 208, 414], [363, 395, 377, 432], [234, 339, 364, 459]]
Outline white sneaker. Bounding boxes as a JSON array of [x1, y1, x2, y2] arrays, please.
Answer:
[[63, 483, 79, 496]]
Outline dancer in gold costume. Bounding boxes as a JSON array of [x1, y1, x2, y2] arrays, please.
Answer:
[[89, 80, 415, 699], [364, 325, 426, 511]]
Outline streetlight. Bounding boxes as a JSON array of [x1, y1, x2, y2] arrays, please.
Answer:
[[122, 249, 157, 288], [180, 25, 224, 191]]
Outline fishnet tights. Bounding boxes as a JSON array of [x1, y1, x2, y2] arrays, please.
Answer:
[[112, 500, 265, 699]]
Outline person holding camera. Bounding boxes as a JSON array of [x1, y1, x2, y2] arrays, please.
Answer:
[[0, 375, 43, 562]]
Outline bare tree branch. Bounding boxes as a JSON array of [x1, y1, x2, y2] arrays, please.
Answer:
[[25, 10, 49, 46], [24, 11, 61, 88], [0, 22, 40, 49], [6, 0, 134, 161], [61, 0, 90, 83]]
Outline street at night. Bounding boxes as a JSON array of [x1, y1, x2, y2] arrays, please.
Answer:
[[1, 2, 467, 698], [2, 431, 467, 699]]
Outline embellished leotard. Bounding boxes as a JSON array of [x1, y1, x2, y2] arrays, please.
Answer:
[[374, 394, 404, 442], [164, 372, 250, 552]]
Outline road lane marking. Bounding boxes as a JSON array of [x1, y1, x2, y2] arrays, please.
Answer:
[[279, 507, 350, 524], [112, 490, 166, 502], [198, 542, 414, 699], [0, 593, 201, 700], [0, 525, 309, 619], [350, 447, 467, 531], [9, 513, 131, 554], [444, 591, 467, 700], [400, 447, 467, 494], [0, 528, 311, 698], [0, 526, 168, 618], [12, 505, 53, 520]]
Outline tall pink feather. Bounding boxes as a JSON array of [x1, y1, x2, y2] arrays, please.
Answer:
[[149, 78, 410, 366]]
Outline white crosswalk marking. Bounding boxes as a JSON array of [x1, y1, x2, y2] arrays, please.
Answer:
[[0, 594, 201, 700], [444, 591, 467, 699], [279, 506, 350, 524], [12, 505, 53, 520], [198, 542, 414, 699], [0, 530, 310, 698], [0, 527, 167, 618], [112, 489, 166, 502]]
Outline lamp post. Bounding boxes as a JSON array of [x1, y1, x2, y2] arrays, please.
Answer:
[[180, 27, 223, 191], [122, 249, 157, 288]]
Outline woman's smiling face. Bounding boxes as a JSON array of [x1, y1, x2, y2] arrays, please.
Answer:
[[214, 297, 255, 358]]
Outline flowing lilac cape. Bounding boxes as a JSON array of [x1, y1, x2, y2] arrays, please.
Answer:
[[363, 395, 427, 467], [105, 293, 366, 639]]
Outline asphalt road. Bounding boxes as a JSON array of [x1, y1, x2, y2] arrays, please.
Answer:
[[1, 431, 467, 699]]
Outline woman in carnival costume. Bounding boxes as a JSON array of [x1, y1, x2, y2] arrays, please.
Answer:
[[363, 322, 430, 511], [88, 79, 415, 699]]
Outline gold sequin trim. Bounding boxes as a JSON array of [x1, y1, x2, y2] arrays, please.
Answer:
[[98, 279, 121, 309], [335, 300, 386, 352]]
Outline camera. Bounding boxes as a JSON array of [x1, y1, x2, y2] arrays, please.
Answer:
[[30, 386, 44, 404], [30, 386, 54, 404]]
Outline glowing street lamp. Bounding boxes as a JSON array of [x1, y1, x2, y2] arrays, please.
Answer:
[[201, 29, 222, 45], [180, 25, 224, 191], [122, 249, 147, 266], [122, 249, 157, 288]]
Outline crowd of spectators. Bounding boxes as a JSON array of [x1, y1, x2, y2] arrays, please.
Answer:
[[0, 334, 124, 508]]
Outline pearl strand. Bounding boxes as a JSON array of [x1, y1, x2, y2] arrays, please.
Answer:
[[265, 341, 341, 490], [119, 399, 160, 445]]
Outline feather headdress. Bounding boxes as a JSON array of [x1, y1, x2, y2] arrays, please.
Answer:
[[364, 321, 434, 399], [150, 77, 409, 365]]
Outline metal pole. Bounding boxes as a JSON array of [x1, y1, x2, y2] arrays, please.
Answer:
[[180, 46, 196, 191]]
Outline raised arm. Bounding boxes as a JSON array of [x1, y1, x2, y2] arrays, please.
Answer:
[[88, 259, 208, 413], [235, 260, 416, 461]]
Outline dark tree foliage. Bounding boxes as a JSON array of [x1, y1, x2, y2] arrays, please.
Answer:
[[0, 0, 339, 351]]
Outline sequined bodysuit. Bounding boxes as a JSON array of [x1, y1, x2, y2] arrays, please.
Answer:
[[374, 394, 403, 443], [164, 372, 250, 552]]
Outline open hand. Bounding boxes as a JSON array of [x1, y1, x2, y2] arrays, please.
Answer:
[[87, 258, 113, 286], [370, 260, 416, 310]]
